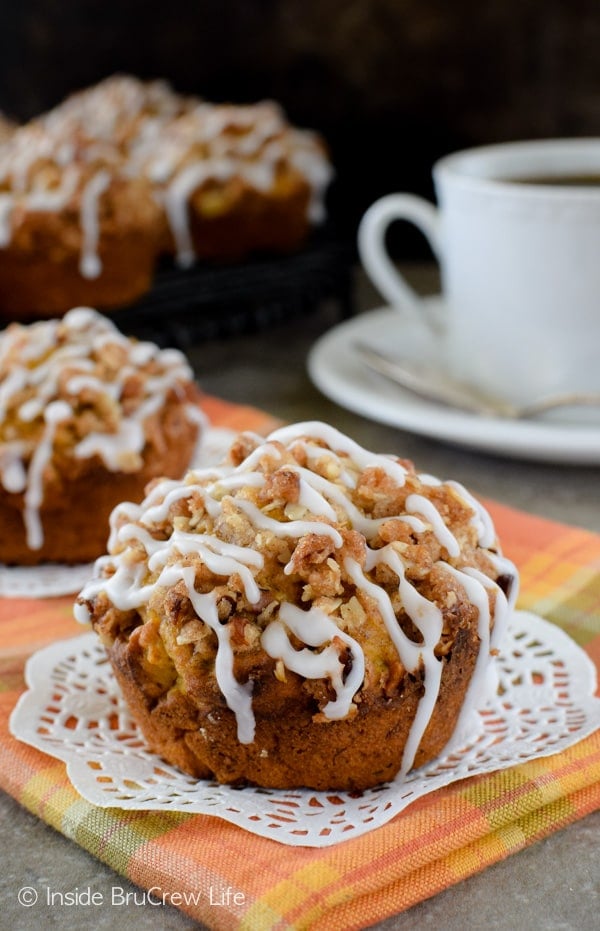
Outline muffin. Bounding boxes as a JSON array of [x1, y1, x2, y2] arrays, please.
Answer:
[[0, 75, 333, 319], [129, 99, 333, 266], [0, 306, 203, 565], [75, 421, 518, 791], [0, 121, 163, 319]]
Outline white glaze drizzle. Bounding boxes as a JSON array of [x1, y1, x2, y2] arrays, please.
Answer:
[[268, 421, 409, 487], [159, 150, 277, 267], [0, 123, 117, 278], [283, 463, 426, 537], [79, 170, 111, 278], [487, 551, 520, 630], [232, 496, 344, 553], [120, 479, 211, 537], [0, 307, 198, 551], [0, 195, 14, 247], [288, 132, 334, 222], [440, 563, 509, 747], [76, 422, 517, 768], [405, 493, 461, 557], [24, 164, 80, 214], [262, 602, 365, 721], [0, 442, 27, 493], [182, 571, 255, 743], [446, 480, 496, 548], [23, 400, 72, 549], [345, 548, 444, 776]]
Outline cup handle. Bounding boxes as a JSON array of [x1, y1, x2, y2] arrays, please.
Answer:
[[358, 193, 442, 310]]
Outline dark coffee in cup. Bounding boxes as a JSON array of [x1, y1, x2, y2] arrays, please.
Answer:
[[505, 174, 600, 186]]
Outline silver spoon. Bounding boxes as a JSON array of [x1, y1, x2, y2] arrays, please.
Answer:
[[353, 342, 600, 419]]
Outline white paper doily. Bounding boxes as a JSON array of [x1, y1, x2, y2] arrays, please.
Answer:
[[10, 610, 600, 847], [0, 562, 96, 599], [0, 427, 238, 599]]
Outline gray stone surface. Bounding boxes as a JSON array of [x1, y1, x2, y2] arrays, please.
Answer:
[[2, 266, 599, 929]]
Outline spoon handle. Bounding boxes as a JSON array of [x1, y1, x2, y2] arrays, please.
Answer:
[[353, 343, 516, 417], [518, 391, 600, 418], [354, 343, 600, 420]]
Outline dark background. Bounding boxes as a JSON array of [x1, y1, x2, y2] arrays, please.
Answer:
[[2, 0, 600, 255]]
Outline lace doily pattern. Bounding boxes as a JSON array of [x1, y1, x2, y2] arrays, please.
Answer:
[[10, 611, 600, 847], [0, 427, 236, 599], [0, 562, 95, 599]]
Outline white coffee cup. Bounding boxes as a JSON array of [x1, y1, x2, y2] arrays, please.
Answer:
[[358, 138, 600, 405]]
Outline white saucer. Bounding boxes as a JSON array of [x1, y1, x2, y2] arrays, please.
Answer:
[[307, 302, 600, 464]]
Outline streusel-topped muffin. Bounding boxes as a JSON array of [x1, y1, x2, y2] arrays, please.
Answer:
[[0, 120, 163, 318], [0, 307, 203, 564], [0, 75, 333, 319], [129, 99, 333, 266], [76, 422, 517, 790]]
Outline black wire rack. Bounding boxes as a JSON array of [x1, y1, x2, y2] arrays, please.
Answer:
[[113, 226, 356, 349]]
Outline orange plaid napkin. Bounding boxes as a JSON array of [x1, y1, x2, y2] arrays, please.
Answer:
[[1, 395, 599, 930]]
